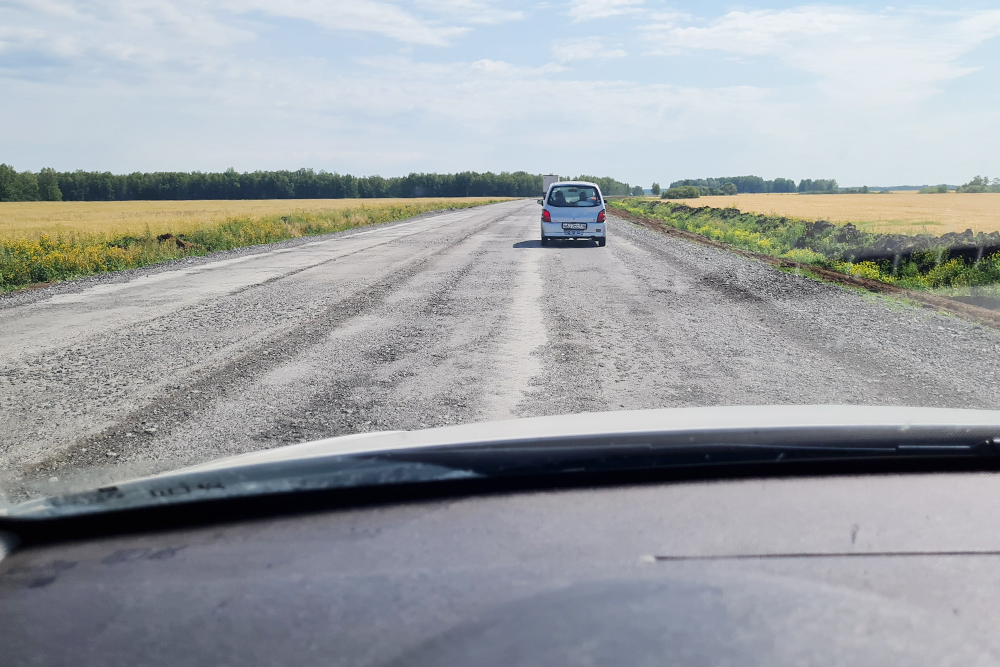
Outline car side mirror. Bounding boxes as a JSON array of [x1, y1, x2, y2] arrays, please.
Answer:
[[537, 199, 544, 205]]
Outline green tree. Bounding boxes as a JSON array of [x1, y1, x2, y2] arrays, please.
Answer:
[[37, 168, 62, 201], [17, 171, 39, 200], [670, 175, 797, 194], [0, 165, 41, 201], [772, 178, 796, 193], [0, 163, 19, 201], [957, 176, 999, 193], [576, 175, 635, 196], [651, 182, 661, 196], [721, 182, 737, 195], [798, 178, 838, 193]]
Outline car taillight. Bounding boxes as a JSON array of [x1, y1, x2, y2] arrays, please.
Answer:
[[597, 210, 606, 223], [541, 210, 551, 222]]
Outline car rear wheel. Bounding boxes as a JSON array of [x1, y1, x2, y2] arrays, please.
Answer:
[[597, 238, 606, 247], [541, 236, 549, 246]]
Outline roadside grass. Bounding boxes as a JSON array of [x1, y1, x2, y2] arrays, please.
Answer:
[[874, 293, 928, 313], [722, 249, 965, 318], [610, 199, 1000, 297], [776, 264, 826, 283], [0, 199, 500, 292], [852, 219, 945, 235]]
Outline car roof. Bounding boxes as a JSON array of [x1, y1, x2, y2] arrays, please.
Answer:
[[551, 181, 599, 188]]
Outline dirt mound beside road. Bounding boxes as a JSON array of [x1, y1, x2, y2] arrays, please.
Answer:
[[817, 223, 1000, 264], [157, 233, 199, 249]]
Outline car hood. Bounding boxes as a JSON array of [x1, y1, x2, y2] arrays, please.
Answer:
[[7, 405, 1000, 521], [169, 404, 1000, 474]]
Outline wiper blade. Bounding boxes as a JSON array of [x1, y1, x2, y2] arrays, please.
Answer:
[[386, 439, 998, 477], [7, 406, 1000, 520], [6, 458, 480, 520]]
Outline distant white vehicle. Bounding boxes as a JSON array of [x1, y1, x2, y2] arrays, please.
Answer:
[[539, 180, 607, 247], [542, 174, 560, 195]]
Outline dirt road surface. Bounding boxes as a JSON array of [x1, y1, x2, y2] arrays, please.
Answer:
[[4, 199, 1000, 499]]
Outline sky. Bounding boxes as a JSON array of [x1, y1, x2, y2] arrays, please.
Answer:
[[1, 0, 1000, 186]]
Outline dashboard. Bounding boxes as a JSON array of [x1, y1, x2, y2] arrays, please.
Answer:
[[3, 471, 1000, 666]]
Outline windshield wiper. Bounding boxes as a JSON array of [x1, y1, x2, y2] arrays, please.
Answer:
[[383, 439, 997, 476], [5, 458, 480, 520], [6, 405, 1000, 521]]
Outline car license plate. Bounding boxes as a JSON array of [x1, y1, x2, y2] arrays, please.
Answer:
[[562, 223, 587, 230]]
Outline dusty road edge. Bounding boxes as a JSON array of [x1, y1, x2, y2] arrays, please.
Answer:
[[0, 202, 510, 305], [610, 206, 1000, 330]]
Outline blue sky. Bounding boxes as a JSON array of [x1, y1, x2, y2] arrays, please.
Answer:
[[1, 0, 999, 186]]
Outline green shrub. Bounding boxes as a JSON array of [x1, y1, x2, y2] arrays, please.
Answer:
[[662, 186, 700, 199], [781, 248, 826, 264]]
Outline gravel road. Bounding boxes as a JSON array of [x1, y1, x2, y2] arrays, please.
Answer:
[[4, 199, 1000, 498]]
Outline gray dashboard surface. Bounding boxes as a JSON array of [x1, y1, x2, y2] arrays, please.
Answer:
[[4, 472, 1000, 666]]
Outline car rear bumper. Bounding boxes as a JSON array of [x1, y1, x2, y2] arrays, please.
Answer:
[[541, 222, 605, 238]]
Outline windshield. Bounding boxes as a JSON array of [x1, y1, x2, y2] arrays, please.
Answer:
[[2, 1, 1000, 509], [548, 185, 601, 207]]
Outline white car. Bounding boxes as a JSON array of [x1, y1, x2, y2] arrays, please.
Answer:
[[539, 181, 607, 247]]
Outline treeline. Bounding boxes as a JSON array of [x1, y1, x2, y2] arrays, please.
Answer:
[[669, 176, 796, 194], [572, 175, 642, 197], [668, 175, 838, 194], [841, 186, 890, 194], [956, 176, 1000, 193], [796, 178, 839, 193], [0, 166, 62, 201], [0, 165, 637, 202]]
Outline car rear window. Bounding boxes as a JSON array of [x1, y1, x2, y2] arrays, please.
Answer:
[[548, 185, 601, 207]]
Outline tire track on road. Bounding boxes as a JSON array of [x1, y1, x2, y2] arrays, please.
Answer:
[[18, 205, 528, 488]]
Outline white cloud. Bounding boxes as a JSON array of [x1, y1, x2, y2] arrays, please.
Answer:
[[0, 0, 252, 71], [1, 41, 786, 171], [568, 0, 643, 22], [227, 0, 468, 46], [552, 37, 626, 62], [413, 0, 524, 25], [644, 10, 691, 31], [299, 55, 784, 146], [1, 0, 474, 62], [646, 7, 1000, 104]]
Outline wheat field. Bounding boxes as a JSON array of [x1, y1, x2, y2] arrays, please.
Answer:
[[0, 198, 505, 291], [660, 192, 1000, 235], [0, 197, 505, 239]]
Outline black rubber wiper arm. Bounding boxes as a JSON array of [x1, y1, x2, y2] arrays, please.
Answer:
[[382, 438, 1000, 476]]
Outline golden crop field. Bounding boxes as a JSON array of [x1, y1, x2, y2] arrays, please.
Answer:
[[659, 192, 1000, 235], [0, 197, 505, 240], [0, 197, 507, 292]]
